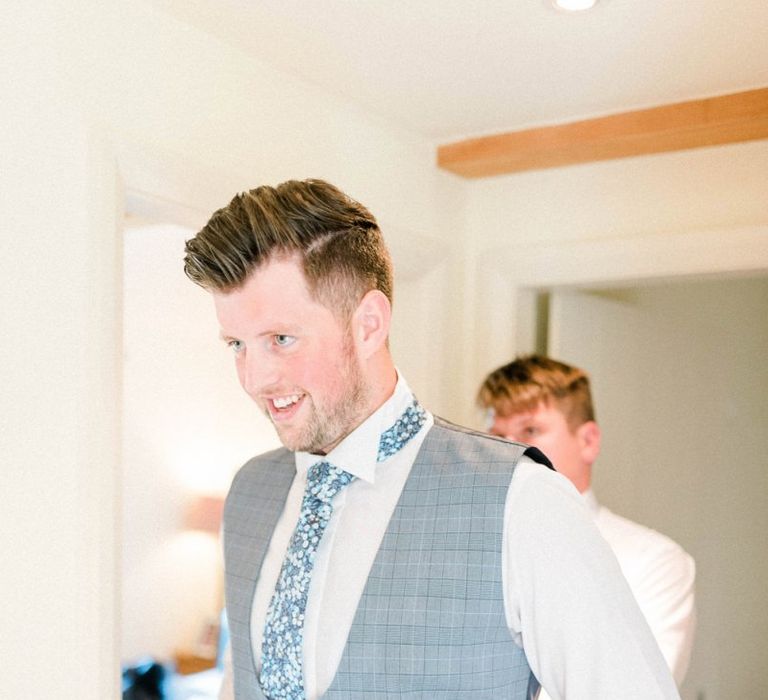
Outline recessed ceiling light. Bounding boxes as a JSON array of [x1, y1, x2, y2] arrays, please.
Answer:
[[552, 0, 598, 11]]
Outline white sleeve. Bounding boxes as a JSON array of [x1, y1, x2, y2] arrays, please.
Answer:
[[217, 643, 235, 700], [502, 459, 680, 700]]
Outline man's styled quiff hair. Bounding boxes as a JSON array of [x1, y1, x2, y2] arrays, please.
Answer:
[[477, 355, 596, 431], [183, 179, 393, 319]]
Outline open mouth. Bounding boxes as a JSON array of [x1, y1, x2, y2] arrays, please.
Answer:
[[268, 393, 304, 420]]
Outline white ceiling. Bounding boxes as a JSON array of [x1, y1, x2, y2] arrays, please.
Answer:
[[152, 0, 768, 142]]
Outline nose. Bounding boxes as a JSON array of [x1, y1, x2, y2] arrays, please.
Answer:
[[239, 350, 280, 398]]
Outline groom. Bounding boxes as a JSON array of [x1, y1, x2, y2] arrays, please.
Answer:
[[184, 179, 678, 699]]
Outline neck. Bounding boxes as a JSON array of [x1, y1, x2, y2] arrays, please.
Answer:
[[363, 352, 399, 418], [573, 468, 592, 494], [314, 354, 399, 457]]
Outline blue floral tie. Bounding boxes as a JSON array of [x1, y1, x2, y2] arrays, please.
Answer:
[[259, 399, 427, 700]]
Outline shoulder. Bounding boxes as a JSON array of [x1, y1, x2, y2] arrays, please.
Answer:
[[428, 416, 553, 469], [229, 446, 295, 494], [242, 445, 294, 467], [595, 504, 685, 553], [595, 504, 695, 578]]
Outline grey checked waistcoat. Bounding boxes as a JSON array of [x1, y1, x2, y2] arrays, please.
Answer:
[[223, 417, 552, 699]]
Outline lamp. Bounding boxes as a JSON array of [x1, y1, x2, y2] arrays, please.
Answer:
[[174, 494, 226, 674], [184, 494, 224, 534]]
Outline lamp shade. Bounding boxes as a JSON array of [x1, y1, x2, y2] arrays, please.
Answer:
[[185, 495, 225, 533]]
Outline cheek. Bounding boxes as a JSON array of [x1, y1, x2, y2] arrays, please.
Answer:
[[283, 353, 310, 385], [542, 438, 581, 472], [281, 333, 357, 399], [529, 433, 561, 460], [235, 361, 246, 388], [282, 351, 334, 396], [313, 357, 352, 399], [233, 355, 250, 392]]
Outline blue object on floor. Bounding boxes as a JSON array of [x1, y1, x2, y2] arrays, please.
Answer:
[[122, 657, 166, 700]]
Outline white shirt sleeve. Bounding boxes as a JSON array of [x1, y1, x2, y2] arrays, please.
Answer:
[[503, 459, 680, 700]]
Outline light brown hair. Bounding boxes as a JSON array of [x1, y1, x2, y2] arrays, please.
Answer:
[[183, 179, 393, 320], [477, 354, 595, 431]]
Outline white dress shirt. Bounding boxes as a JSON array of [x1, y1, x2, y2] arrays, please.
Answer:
[[586, 489, 696, 684], [219, 375, 678, 699]]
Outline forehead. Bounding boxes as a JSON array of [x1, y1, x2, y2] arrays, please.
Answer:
[[491, 402, 564, 428], [212, 256, 337, 333]]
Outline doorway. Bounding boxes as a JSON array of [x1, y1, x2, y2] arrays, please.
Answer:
[[538, 275, 768, 700]]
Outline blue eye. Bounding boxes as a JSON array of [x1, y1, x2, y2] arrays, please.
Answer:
[[228, 339, 244, 354], [274, 335, 295, 347]]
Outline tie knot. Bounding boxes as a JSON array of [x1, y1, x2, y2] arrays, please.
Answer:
[[306, 461, 355, 504]]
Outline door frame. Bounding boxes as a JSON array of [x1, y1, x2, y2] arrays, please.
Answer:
[[469, 225, 768, 400]]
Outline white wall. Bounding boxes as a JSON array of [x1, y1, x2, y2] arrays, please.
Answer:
[[1, 8, 120, 695], [467, 141, 768, 249]]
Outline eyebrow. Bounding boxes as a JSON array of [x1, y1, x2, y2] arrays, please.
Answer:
[[218, 325, 302, 342]]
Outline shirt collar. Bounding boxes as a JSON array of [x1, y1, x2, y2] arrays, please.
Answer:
[[295, 370, 418, 485]]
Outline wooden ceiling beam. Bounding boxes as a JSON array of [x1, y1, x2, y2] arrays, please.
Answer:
[[437, 87, 768, 178]]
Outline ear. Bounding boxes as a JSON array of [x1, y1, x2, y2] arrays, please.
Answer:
[[576, 420, 601, 466], [351, 289, 391, 359]]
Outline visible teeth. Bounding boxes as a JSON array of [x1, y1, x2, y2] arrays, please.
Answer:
[[273, 394, 300, 409]]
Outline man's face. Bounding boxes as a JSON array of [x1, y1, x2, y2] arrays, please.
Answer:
[[489, 402, 596, 492], [213, 256, 370, 454]]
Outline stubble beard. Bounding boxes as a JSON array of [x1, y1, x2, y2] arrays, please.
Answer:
[[275, 341, 371, 454]]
